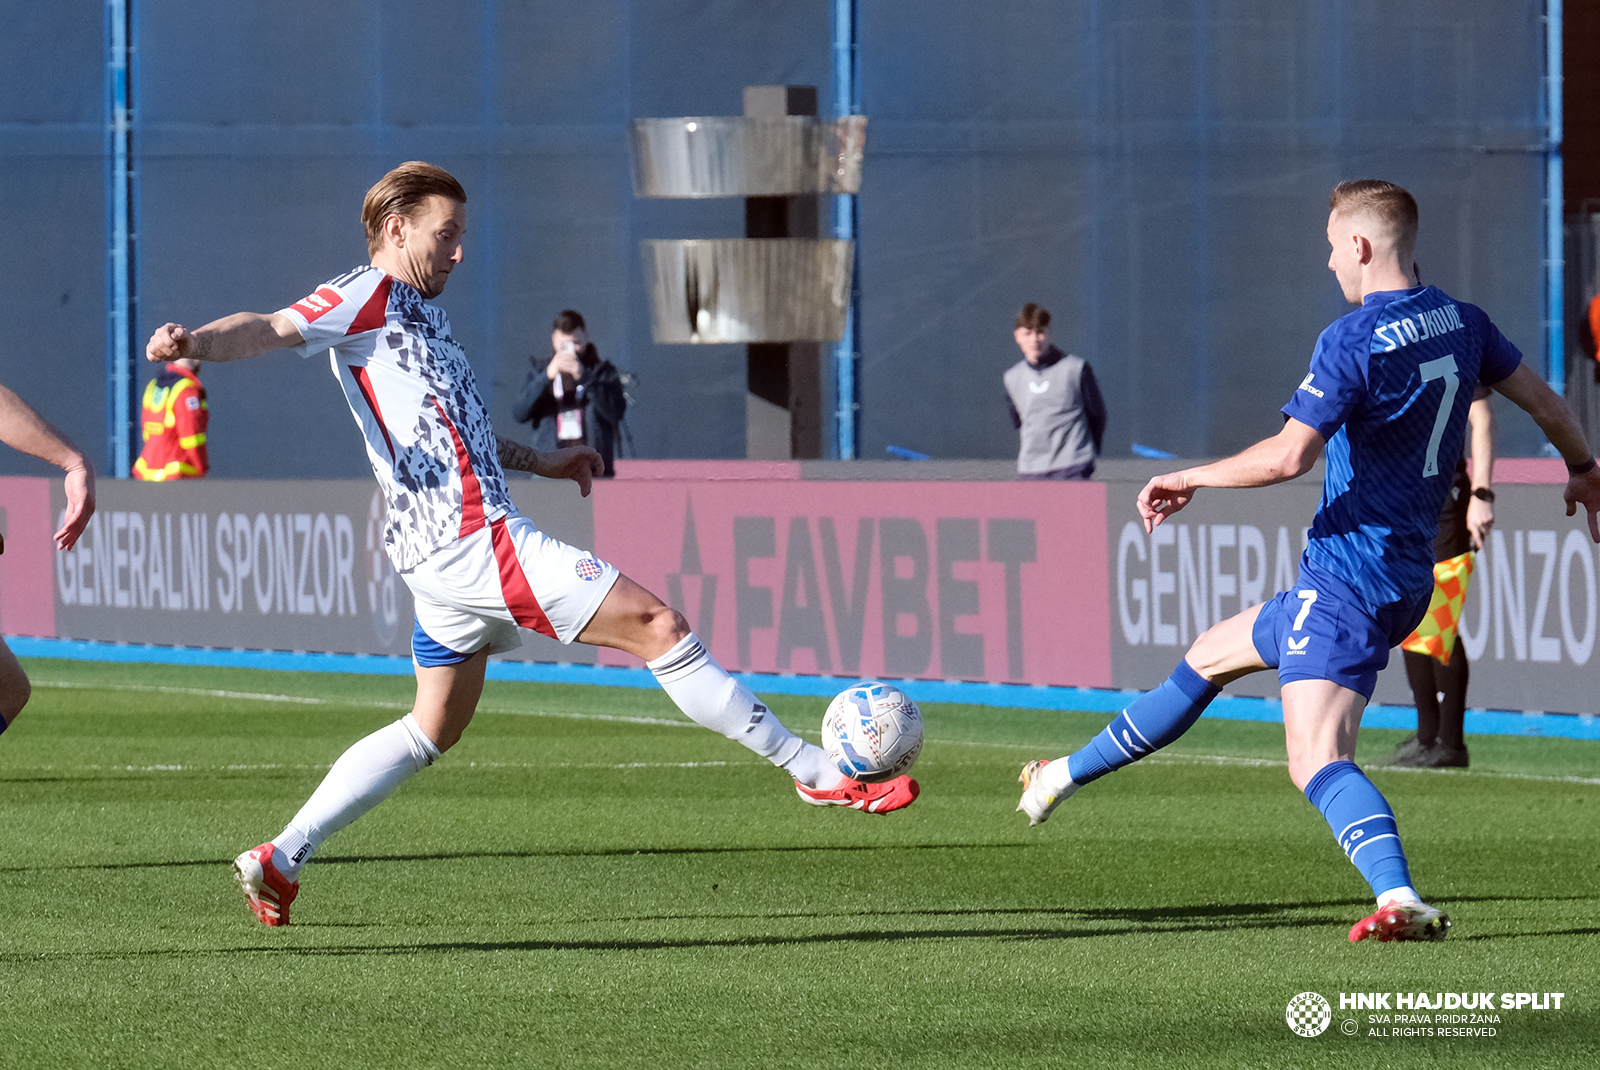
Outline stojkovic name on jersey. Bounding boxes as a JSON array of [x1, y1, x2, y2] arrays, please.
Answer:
[[1372, 303, 1464, 352]]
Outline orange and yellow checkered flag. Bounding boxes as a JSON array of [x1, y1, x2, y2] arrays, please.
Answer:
[[1400, 551, 1474, 665]]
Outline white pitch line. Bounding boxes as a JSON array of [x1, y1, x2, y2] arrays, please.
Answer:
[[33, 679, 694, 728], [1140, 750, 1600, 786], [27, 681, 1600, 787], [8, 751, 1595, 786], [34, 680, 347, 706], [477, 708, 697, 729], [468, 760, 747, 770], [12, 759, 754, 774]]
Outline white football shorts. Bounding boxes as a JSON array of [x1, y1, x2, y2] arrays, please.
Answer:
[[401, 513, 619, 664]]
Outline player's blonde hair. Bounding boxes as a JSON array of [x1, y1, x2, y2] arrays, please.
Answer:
[[361, 162, 467, 255], [1329, 180, 1418, 260]]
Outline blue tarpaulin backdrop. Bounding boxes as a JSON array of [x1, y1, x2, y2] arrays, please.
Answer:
[[0, 1, 1552, 476]]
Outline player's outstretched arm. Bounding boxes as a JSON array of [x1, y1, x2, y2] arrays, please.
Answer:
[[1490, 364, 1600, 541], [496, 436, 603, 498], [1465, 392, 1496, 549], [0, 383, 95, 550], [146, 312, 304, 365], [1137, 418, 1324, 532]]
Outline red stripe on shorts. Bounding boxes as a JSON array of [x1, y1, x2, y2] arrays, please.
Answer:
[[490, 517, 557, 638], [431, 398, 486, 539]]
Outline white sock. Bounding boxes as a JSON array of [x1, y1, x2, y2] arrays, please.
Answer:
[[783, 743, 846, 790], [271, 713, 439, 880], [1376, 885, 1423, 907], [1038, 757, 1080, 796], [648, 633, 844, 789]]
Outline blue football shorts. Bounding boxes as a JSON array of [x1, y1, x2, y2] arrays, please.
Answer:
[[1251, 558, 1430, 700]]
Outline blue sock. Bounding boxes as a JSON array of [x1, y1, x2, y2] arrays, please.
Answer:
[[1066, 661, 1220, 785], [1304, 760, 1414, 898], [0, 713, 7, 735]]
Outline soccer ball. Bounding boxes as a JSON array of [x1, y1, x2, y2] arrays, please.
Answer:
[[821, 682, 924, 783]]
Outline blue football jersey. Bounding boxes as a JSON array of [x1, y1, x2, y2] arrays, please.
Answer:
[[1282, 286, 1521, 608]]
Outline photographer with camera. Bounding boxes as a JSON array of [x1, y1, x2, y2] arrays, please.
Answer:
[[513, 310, 626, 477]]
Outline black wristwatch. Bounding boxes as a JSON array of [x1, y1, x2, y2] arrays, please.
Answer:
[[1470, 487, 1495, 503]]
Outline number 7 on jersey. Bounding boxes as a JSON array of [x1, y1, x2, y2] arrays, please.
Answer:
[[1418, 354, 1459, 478]]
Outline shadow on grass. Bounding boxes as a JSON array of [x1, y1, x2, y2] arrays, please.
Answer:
[[1454, 926, 1600, 942], [0, 772, 306, 786], [13, 914, 1348, 961], [553, 895, 1600, 935], [571, 899, 1374, 925], [9, 896, 1599, 960], [0, 842, 1032, 874], [257, 916, 1345, 955]]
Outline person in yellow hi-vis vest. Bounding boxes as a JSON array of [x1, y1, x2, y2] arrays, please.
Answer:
[[1383, 386, 1495, 768], [133, 357, 208, 480]]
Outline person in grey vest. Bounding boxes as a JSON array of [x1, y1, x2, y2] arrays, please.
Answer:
[[1003, 303, 1106, 479]]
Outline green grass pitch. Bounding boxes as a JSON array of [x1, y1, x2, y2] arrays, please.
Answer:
[[1, 657, 1596, 1069]]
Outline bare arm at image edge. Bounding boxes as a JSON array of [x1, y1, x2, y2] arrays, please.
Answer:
[[0, 384, 95, 550], [1136, 417, 1325, 532], [146, 312, 305, 365], [1490, 363, 1600, 542], [496, 435, 602, 497], [1465, 390, 1495, 549]]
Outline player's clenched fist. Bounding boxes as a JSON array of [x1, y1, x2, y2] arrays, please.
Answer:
[[1137, 473, 1195, 532], [147, 322, 194, 363]]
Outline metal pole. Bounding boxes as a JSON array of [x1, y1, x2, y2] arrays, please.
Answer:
[[1547, 0, 1564, 396], [106, 0, 137, 475], [831, 0, 860, 459]]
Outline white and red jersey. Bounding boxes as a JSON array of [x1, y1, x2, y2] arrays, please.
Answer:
[[278, 266, 513, 572]]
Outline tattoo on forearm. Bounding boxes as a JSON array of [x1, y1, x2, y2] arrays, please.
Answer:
[[496, 436, 540, 474]]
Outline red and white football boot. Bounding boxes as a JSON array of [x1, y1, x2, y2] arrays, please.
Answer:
[[233, 843, 300, 927], [1348, 900, 1451, 943], [795, 774, 920, 814]]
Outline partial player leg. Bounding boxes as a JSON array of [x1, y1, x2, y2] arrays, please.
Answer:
[[234, 651, 481, 925], [1400, 648, 1441, 750], [577, 574, 915, 810], [1394, 647, 1469, 768], [1384, 646, 1450, 766], [1018, 603, 1268, 825], [1429, 648, 1469, 766], [577, 574, 826, 776], [0, 637, 32, 737], [1282, 678, 1449, 942]]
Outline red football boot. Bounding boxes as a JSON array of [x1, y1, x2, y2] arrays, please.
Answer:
[[795, 775, 920, 813], [233, 843, 300, 926]]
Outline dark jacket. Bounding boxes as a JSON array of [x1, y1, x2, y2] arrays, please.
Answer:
[[512, 343, 626, 476]]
